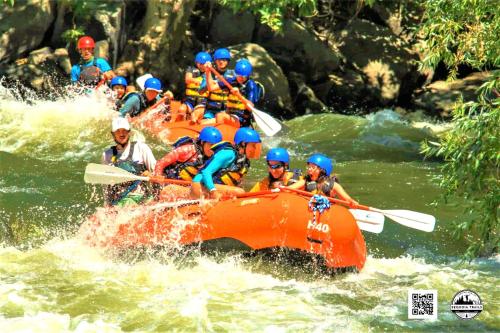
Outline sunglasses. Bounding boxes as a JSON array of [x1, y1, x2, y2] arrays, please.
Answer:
[[267, 162, 285, 169]]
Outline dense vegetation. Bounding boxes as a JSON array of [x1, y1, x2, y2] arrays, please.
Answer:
[[420, 0, 498, 258]]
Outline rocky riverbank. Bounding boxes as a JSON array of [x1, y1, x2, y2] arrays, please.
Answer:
[[0, 0, 490, 118]]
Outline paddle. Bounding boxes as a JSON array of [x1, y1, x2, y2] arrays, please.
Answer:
[[278, 187, 435, 232], [84, 163, 190, 186], [207, 66, 282, 136], [84, 164, 383, 233], [136, 73, 153, 91]]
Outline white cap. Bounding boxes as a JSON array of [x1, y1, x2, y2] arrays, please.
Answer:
[[111, 117, 131, 132]]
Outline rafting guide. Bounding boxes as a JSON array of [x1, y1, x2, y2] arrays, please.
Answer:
[[102, 118, 156, 206], [71, 36, 115, 89]]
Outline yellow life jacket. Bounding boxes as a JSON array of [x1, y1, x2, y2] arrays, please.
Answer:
[[253, 170, 303, 191], [185, 75, 208, 99], [226, 91, 246, 111]]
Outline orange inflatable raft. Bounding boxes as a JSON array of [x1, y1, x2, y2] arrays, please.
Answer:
[[130, 101, 239, 144], [80, 191, 367, 271]]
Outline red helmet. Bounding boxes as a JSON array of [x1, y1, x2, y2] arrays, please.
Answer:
[[77, 36, 95, 49]]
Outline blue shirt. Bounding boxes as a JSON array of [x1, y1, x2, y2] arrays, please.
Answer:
[[71, 57, 112, 82], [192, 148, 236, 191], [225, 77, 259, 104], [118, 93, 161, 117], [119, 93, 142, 117]]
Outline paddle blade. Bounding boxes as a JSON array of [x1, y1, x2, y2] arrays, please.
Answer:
[[136, 73, 153, 91], [380, 209, 436, 232], [350, 209, 384, 234], [250, 105, 282, 136], [84, 163, 147, 185]]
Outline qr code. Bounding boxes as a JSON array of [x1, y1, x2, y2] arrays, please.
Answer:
[[408, 290, 438, 320]]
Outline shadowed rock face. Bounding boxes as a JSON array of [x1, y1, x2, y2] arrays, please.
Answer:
[[336, 19, 420, 107], [256, 19, 341, 82], [0, 0, 56, 63], [229, 43, 293, 118], [414, 72, 492, 118], [0, 1, 487, 118]]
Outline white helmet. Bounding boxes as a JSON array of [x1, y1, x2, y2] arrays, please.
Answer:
[[111, 117, 130, 132]]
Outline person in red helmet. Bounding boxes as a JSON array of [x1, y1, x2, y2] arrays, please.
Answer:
[[71, 36, 115, 86]]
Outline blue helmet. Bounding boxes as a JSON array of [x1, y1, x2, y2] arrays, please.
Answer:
[[266, 148, 290, 164], [213, 48, 231, 61], [144, 77, 162, 92], [199, 126, 222, 144], [307, 153, 333, 176], [234, 127, 261, 145], [195, 51, 212, 65], [235, 59, 253, 77], [110, 76, 127, 88], [173, 136, 194, 149]]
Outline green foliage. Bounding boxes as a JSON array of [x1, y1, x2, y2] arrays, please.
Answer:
[[61, 27, 85, 45], [60, 0, 113, 46], [218, 0, 316, 31], [2, 0, 15, 7], [421, 77, 499, 258], [420, 0, 499, 259], [419, 0, 500, 79]]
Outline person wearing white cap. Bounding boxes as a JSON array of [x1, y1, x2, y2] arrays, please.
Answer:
[[102, 117, 157, 206]]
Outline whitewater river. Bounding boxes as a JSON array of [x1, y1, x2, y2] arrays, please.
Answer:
[[0, 85, 498, 332]]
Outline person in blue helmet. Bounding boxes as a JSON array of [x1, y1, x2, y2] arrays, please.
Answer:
[[118, 77, 170, 117], [71, 36, 114, 87], [250, 148, 303, 192], [218, 58, 263, 127], [181, 51, 211, 123], [110, 76, 128, 100], [109, 76, 130, 111], [191, 127, 262, 199], [296, 153, 358, 205], [197, 48, 236, 123]]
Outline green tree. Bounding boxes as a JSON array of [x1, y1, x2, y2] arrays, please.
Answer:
[[218, 0, 316, 31], [420, 0, 499, 258]]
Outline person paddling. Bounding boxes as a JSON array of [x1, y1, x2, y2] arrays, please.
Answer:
[[195, 48, 235, 123], [191, 127, 261, 200], [296, 154, 358, 205], [218, 59, 263, 128], [176, 52, 211, 123], [102, 118, 156, 206], [250, 148, 303, 192], [71, 36, 114, 87], [154, 136, 205, 181]]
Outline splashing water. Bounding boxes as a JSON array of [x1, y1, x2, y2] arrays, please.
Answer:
[[0, 82, 116, 160]]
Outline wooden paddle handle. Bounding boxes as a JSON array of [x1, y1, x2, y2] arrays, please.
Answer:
[[208, 67, 251, 111], [148, 175, 191, 185]]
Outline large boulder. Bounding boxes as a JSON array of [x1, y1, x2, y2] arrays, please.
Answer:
[[288, 72, 327, 115], [118, 0, 196, 90], [413, 72, 491, 118], [229, 43, 293, 118], [50, 1, 126, 69], [336, 19, 421, 107], [256, 19, 340, 82], [313, 69, 377, 114], [210, 8, 255, 46], [0, 0, 56, 63], [0, 46, 69, 92]]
